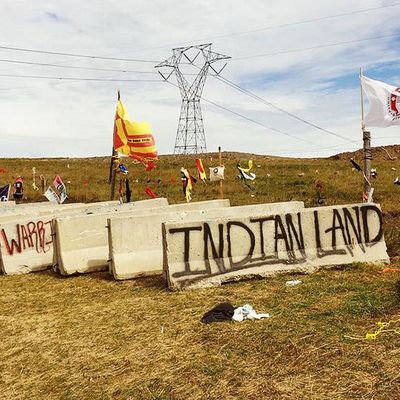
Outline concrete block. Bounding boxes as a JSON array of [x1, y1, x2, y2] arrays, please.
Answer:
[[0, 214, 56, 274], [0, 200, 123, 216], [0, 200, 165, 275], [162, 203, 389, 290], [0, 202, 84, 216], [55, 199, 230, 275], [0, 201, 16, 207], [0, 201, 125, 223], [109, 201, 304, 280]]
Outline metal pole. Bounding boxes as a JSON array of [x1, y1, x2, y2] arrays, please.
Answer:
[[218, 146, 224, 199], [109, 147, 117, 201], [109, 90, 120, 200], [360, 68, 372, 202], [363, 130, 372, 201]]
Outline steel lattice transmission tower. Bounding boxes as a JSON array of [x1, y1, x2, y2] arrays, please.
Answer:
[[156, 43, 230, 154]]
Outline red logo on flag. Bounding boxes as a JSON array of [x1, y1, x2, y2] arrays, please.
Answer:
[[389, 88, 400, 117]]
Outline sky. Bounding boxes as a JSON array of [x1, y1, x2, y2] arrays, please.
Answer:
[[0, 0, 399, 158]]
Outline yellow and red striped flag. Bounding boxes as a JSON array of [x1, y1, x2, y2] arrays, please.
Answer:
[[196, 159, 206, 182], [113, 96, 157, 170]]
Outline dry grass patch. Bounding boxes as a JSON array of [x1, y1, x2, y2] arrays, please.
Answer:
[[0, 264, 399, 399], [1, 150, 400, 398]]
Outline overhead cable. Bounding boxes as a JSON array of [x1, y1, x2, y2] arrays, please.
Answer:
[[216, 75, 353, 142], [233, 33, 399, 61], [0, 73, 162, 82], [0, 45, 158, 63], [106, 3, 400, 54]]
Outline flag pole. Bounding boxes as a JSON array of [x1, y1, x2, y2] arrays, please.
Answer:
[[360, 68, 372, 202], [218, 146, 224, 199], [360, 67, 365, 129], [109, 90, 120, 200], [109, 146, 117, 200]]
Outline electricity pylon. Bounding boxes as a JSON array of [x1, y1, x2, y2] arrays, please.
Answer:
[[156, 43, 230, 154]]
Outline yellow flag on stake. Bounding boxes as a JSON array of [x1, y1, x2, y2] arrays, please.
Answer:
[[113, 99, 157, 170]]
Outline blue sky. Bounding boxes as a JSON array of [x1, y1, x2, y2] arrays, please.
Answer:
[[0, 0, 399, 158]]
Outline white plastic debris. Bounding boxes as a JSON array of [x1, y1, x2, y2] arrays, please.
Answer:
[[286, 280, 302, 286], [232, 304, 270, 322]]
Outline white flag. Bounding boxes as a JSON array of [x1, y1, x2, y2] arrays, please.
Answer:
[[361, 75, 400, 127], [209, 166, 225, 182], [59, 191, 68, 204], [44, 186, 60, 204]]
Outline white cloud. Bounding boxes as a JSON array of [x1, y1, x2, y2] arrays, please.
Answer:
[[0, 0, 399, 157]]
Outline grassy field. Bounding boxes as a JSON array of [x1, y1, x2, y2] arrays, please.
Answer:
[[0, 148, 400, 399]]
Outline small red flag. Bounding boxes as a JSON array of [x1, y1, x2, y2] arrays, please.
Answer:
[[145, 187, 157, 198]]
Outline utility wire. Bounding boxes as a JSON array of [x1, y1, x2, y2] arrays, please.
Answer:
[[0, 73, 162, 82], [233, 33, 400, 61], [0, 57, 212, 77], [105, 3, 400, 55], [200, 3, 400, 41], [0, 3, 397, 66], [271, 138, 362, 155], [271, 135, 400, 156], [0, 46, 159, 63], [215, 75, 353, 142], [165, 80, 319, 146], [0, 58, 160, 74], [191, 63, 353, 143]]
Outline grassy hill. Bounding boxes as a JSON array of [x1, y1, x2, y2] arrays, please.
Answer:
[[0, 148, 399, 399]]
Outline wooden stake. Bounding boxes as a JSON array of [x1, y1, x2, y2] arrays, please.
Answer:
[[360, 68, 372, 202], [109, 90, 120, 200], [109, 147, 117, 200], [218, 146, 224, 199], [363, 129, 372, 201]]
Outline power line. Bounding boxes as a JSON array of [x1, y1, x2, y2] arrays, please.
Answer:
[[215, 75, 353, 143], [270, 138, 361, 155], [0, 3, 395, 69], [0, 73, 162, 82], [201, 3, 400, 41], [190, 62, 353, 143], [0, 46, 159, 63], [165, 80, 317, 146], [271, 135, 400, 156], [233, 33, 400, 61], [104, 3, 400, 55], [0, 58, 160, 74], [0, 58, 209, 76]]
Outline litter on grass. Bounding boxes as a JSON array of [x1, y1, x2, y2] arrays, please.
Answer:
[[201, 303, 270, 324], [286, 280, 302, 286]]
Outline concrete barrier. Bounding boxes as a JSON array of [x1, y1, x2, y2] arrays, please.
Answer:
[[0, 214, 58, 274], [108, 201, 304, 280], [0, 199, 167, 275], [0, 201, 126, 223], [162, 203, 389, 290], [0, 201, 16, 207], [0, 202, 85, 217], [55, 199, 230, 275], [0, 200, 120, 215]]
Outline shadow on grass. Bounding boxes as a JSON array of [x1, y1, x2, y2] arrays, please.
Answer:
[[92, 272, 167, 290]]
